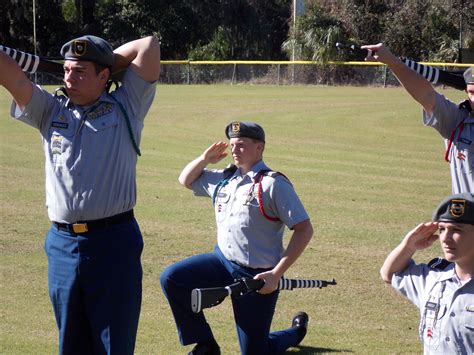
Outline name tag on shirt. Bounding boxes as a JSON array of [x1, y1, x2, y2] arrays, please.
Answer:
[[52, 122, 69, 129]]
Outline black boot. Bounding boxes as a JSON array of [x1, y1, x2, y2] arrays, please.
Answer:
[[291, 311, 309, 345], [188, 340, 221, 355]]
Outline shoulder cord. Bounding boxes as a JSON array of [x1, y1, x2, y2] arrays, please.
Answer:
[[444, 121, 465, 162], [212, 176, 231, 206], [212, 165, 238, 205], [445, 100, 472, 162], [213, 168, 286, 222], [254, 171, 280, 222], [107, 94, 141, 156]]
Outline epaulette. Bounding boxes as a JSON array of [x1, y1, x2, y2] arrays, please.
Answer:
[[222, 163, 238, 178], [262, 171, 281, 179], [255, 170, 292, 186], [427, 257, 452, 270], [458, 99, 472, 112]]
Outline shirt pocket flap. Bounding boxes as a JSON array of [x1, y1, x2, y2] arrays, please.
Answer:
[[84, 114, 119, 133]]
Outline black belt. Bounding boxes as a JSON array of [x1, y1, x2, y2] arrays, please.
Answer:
[[53, 210, 134, 234]]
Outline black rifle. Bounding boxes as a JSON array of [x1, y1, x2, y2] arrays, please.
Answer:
[[335, 42, 467, 91], [0, 45, 64, 77], [191, 277, 337, 313], [0, 44, 125, 81]]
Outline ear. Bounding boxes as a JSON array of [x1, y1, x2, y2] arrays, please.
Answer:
[[99, 68, 110, 81]]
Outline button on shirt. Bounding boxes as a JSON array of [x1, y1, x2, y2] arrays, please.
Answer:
[[392, 261, 474, 354], [191, 160, 309, 269], [10, 69, 157, 223], [423, 92, 473, 194]]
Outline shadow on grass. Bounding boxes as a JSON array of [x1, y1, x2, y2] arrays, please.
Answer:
[[289, 345, 353, 353]]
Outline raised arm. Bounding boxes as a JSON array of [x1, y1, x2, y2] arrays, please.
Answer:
[[255, 219, 313, 294], [380, 222, 439, 284], [362, 43, 437, 116], [178, 142, 229, 189], [113, 36, 161, 82], [0, 51, 33, 111]]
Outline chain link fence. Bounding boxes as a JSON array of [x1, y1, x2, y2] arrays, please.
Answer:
[[155, 61, 471, 87]]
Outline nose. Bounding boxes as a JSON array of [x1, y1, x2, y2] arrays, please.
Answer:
[[64, 70, 75, 83], [439, 229, 453, 243]]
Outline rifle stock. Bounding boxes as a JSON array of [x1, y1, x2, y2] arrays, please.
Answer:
[[191, 286, 229, 314]]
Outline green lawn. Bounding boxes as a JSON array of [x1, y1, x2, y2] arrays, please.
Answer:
[[0, 84, 465, 354]]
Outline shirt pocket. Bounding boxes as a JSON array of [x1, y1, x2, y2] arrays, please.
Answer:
[[422, 303, 447, 350], [84, 113, 119, 133], [464, 305, 474, 330], [49, 123, 75, 165], [82, 114, 119, 158]]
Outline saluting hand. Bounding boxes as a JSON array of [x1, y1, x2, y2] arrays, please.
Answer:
[[380, 222, 440, 283], [202, 141, 229, 164], [402, 222, 439, 251]]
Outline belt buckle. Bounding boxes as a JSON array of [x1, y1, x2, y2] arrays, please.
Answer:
[[72, 223, 88, 233]]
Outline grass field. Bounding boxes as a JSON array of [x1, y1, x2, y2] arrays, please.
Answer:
[[0, 84, 465, 354]]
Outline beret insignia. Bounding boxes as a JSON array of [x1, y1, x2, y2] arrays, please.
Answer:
[[73, 40, 87, 56], [449, 199, 465, 217], [232, 122, 241, 134]]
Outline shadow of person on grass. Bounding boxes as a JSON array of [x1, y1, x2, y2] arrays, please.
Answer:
[[288, 345, 354, 353]]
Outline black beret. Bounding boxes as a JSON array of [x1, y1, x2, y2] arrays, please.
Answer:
[[225, 121, 265, 142], [61, 35, 114, 68], [464, 67, 474, 85], [432, 193, 474, 225]]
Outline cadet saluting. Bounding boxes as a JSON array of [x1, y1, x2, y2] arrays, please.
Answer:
[[363, 43, 473, 194], [0, 35, 160, 354], [381, 193, 474, 354], [160, 121, 313, 354]]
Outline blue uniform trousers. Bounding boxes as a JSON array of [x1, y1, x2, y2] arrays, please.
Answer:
[[160, 245, 301, 355], [44, 219, 143, 355]]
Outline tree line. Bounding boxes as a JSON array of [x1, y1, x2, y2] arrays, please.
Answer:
[[1, 0, 472, 63]]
